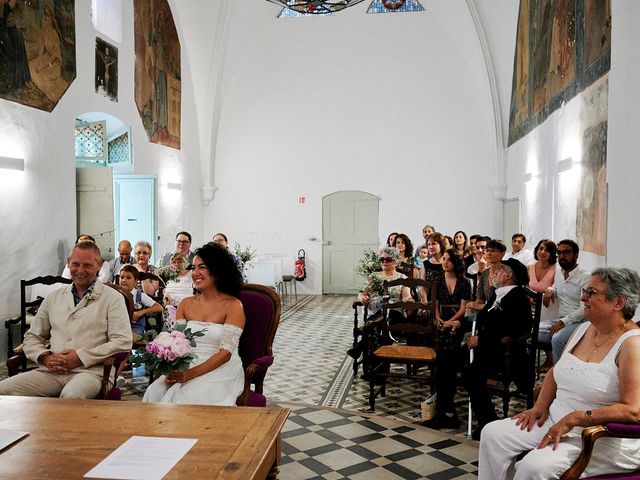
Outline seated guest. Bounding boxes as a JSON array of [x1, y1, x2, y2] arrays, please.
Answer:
[[142, 243, 246, 405], [444, 235, 454, 251], [118, 265, 163, 339], [394, 233, 418, 278], [347, 247, 412, 360], [105, 240, 134, 283], [454, 230, 470, 258], [386, 232, 399, 248], [544, 239, 590, 363], [479, 267, 640, 480], [413, 224, 436, 258], [465, 239, 507, 319], [62, 234, 110, 281], [423, 249, 472, 429], [158, 231, 195, 267], [161, 252, 195, 307], [464, 258, 532, 437], [0, 241, 131, 398], [464, 234, 481, 270], [528, 239, 559, 371], [133, 240, 160, 297], [212, 233, 244, 277], [504, 233, 535, 265], [421, 232, 446, 282], [415, 245, 429, 269], [467, 236, 490, 276]]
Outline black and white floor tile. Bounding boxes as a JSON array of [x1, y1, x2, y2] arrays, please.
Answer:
[[5, 294, 548, 478]]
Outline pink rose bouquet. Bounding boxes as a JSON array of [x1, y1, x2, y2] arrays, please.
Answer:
[[131, 323, 205, 376]]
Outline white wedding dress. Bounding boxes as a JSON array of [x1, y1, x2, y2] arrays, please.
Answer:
[[142, 321, 245, 406]]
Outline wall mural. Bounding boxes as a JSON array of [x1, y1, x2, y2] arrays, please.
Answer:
[[576, 76, 608, 256], [95, 37, 117, 102], [134, 0, 181, 150], [508, 0, 611, 145], [0, 0, 76, 112]]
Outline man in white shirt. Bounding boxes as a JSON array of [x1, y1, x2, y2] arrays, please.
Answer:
[[466, 236, 490, 276], [503, 233, 535, 265], [544, 239, 590, 363]]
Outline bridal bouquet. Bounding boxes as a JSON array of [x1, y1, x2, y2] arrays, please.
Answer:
[[130, 323, 205, 376], [157, 264, 184, 283]]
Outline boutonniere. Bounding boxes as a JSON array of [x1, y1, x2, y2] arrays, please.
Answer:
[[84, 292, 101, 303], [488, 299, 502, 312]]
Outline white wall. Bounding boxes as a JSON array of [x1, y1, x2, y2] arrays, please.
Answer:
[[202, 0, 502, 293], [0, 1, 204, 358]]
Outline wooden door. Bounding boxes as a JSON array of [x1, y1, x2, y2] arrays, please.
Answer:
[[76, 166, 115, 259], [322, 191, 379, 294]]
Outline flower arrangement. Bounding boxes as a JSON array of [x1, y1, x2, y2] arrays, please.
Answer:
[[157, 264, 184, 283], [356, 248, 382, 279], [130, 322, 205, 376], [362, 272, 384, 296], [234, 243, 257, 263]]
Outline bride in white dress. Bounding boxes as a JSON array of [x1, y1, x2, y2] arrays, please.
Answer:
[[143, 243, 245, 406]]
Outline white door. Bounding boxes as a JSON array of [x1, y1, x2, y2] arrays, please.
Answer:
[[322, 191, 380, 294], [76, 166, 115, 259], [114, 175, 156, 263]]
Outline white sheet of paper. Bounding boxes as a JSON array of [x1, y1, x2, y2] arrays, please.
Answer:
[[0, 430, 28, 451], [84, 436, 198, 480]]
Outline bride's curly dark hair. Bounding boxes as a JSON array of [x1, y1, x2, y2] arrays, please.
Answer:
[[193, 242, 243, 297]]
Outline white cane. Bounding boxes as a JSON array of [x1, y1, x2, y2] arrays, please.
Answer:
[[467, 318, 477, 440]]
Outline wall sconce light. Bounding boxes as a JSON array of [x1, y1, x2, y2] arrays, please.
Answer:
[[557, 157, 572, 173], [166, 182, 182, 191], [0, 155, 25, 171]]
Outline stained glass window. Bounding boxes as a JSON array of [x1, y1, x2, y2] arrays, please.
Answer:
[[367, 0, 424, 14], [277, 7, 332, 18]]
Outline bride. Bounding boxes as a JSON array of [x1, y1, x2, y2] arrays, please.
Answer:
[[142, 242, 245, 406]]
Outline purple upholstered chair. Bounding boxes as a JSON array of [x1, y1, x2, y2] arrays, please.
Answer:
[[236, 283, 282, 407], [560, 423, 640, 480]]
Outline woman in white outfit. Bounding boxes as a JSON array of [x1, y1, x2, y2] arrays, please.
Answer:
[[479, 267, 640, 479], [143, 242, 245, 406]]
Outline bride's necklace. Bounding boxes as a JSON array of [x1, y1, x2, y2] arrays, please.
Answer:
[[587, 320, 628, 361]]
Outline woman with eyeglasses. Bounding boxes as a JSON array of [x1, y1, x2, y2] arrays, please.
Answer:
[[134, 240, 159, 297], [528, 239, 559, 372], [348, 247, 412, 360], [479, 267, 640, 479]]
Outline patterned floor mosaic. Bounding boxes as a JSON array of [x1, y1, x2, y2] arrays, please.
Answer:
[[7, 294, 537, 478]]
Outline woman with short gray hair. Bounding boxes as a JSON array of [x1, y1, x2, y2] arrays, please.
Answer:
[[479, 266, 640, 479]]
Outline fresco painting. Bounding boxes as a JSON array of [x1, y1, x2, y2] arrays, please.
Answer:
[[0, 0, 76, 112], [134, 0, 181, 149], [508, 0, 610, 145]]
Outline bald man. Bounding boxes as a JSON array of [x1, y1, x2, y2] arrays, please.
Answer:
[[104, 240, 134, 282]]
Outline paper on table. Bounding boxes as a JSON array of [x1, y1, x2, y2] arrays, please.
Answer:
[[84, 436, 198, 480], [0, 430, 28, 451]]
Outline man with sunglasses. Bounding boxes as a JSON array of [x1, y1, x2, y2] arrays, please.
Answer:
[[157, 231, 196, 267], [543, 239, 590, 364]]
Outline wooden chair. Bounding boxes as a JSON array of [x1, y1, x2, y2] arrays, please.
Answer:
[[5, 282, 133, 400], [559, 423, 640, 480], [367, 278, 437, 410], [4, 276, 72, 368], [351, 300, 370, 377], [236, 283, 281, 407], [486, 288, 542, 417]]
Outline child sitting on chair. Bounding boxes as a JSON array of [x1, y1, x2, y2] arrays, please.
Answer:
[[118, 265, 163, 340]]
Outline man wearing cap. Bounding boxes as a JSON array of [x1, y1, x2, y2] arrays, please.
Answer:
[[464, 258, 533, 437]]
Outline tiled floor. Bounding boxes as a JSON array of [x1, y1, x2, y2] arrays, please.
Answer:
[[6, 294, 533, 479]]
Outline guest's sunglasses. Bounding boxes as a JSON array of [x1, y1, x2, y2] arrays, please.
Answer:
[[380, 257, 394, 263]]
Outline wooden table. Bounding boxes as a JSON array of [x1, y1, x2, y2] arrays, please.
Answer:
[[0, 396, 289, 479]]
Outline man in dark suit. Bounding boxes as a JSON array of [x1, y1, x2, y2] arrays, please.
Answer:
[[464, 258, 532, 436]]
